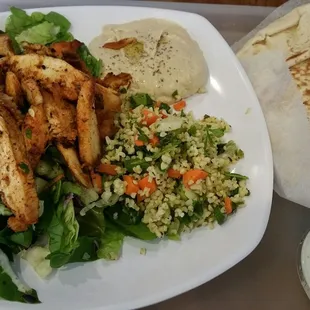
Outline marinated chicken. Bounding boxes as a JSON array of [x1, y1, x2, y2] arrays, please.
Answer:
[[0, 34, 14, 57], [42, 90, 77, 145], [22, 104, 49, 169], [0, 44, 123, 230], [21, 79, 43, 106], [57, 143, 92, 188], [77, 80, 101, 167], [5, 71, 23, 107], [0, 54, 89, 100], [100, 72, 132, 91], [0, 106, 39, 232]]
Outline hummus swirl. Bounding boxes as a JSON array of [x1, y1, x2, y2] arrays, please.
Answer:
[[89, 18, 208, 103]]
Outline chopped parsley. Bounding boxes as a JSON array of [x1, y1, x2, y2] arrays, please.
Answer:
[[25, 128, 32, 139], [19, 162, 30, 174], [224, 172, 248, 180], [119, 87, 127, 94], [172, 90, 178, 99]]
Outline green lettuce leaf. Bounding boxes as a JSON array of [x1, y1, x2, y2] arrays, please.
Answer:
[[0, 204, 12, 216], [0, 249, 40, 303], [5, 7, 34, 37], [47, 194, 79, 268], [35, 190, 57, 237], [77, 44, 102, 77], [5, 7, 102, 78], [71, 208, 105, 263], [67, 236, 99, 263], [53, 31, 74, 43], [44, 11, 71, 32], [10, 228, 33, 248], [97, 226, 124, 260], [104, 209, 156, 241], [62, 181, 99, 206], [0, 225, 33, 261], [76, 207, 105, 238], [118, 222, 157, 240], [15, 21, 60, 45], [104, 204, 156, 240], [5, 7, 73, 53]]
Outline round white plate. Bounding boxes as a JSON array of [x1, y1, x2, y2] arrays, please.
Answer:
[[0, 6, 273, 310]]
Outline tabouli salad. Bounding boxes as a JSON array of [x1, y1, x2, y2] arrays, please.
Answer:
[[0, 7, 249, 304], [100, 95, 249, 239]]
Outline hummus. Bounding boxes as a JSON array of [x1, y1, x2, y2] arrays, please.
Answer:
[[89, 18, 208, 103]]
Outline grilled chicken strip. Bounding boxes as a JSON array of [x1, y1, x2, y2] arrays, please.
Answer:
[[96, 109, 118, 140], [42, 90, 77, 145], [0, 106, 39, 232], [22, 103, 50, 169], [57, 143, 92, 188], [21, 79, 43, 106], [0, 34, 14, 57], [0, 92, 24, 127], [0, 54, 88, 101], [5, 71, 23, 108], [100, 72, 132, 91], [77, 80, 101, 167]]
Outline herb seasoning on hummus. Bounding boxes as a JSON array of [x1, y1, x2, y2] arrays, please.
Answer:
[[89, 18, 209, 103]]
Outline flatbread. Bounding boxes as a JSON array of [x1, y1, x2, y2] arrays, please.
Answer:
[[238, 3, 310, 114]]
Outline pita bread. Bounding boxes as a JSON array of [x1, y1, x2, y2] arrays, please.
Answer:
[[238, 4, 310, 114]]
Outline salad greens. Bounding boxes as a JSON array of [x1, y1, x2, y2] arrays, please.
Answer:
[[0, 6, 106, 298], [97, 224, 124, 260], [5, 7, 102, 77], [77, 44, 102, 78], [47, 194, 80, 268], [0, 249, 40, 303], [130, 93, 154, 109], [5, 7, 73, 53]]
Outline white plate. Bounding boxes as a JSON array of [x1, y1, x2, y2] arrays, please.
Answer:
[[0, 6, 273, 310]]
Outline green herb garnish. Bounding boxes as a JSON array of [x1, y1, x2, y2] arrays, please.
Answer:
[[77, 44, 102, 77], [188, 125, 197, 136], [124, 158, 150, 173], [130, 93, 154, 109], [224, 172, 248, 180], [19, 162, 29, 174], [136, 127, 149, 143], [25, 128, 32, 139], [172, 90, 178, 99], [213, 206, 225, 225], [119, 87, 127, 94], [159, 103, 171, 113]]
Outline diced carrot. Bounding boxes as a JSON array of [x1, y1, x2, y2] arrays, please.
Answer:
[[97, 163, 118, 175], [138, 176, 157, 195], [90, 170, 103, 193], [149, 135, 159, 146], [137, 193, 145, 202], [142, 109, 159, 126], [123, 175, 139, 195], [167, 168, 182, 179], [225, 197, 233, 214], [173, 100, 186, 111], [155, 101, 161, 108], [183, 169, 208, 188], [134, 136, 144, 146]]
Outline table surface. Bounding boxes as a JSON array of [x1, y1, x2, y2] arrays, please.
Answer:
[[150, 0, 286, 7], [1, 1, 310, 309]]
